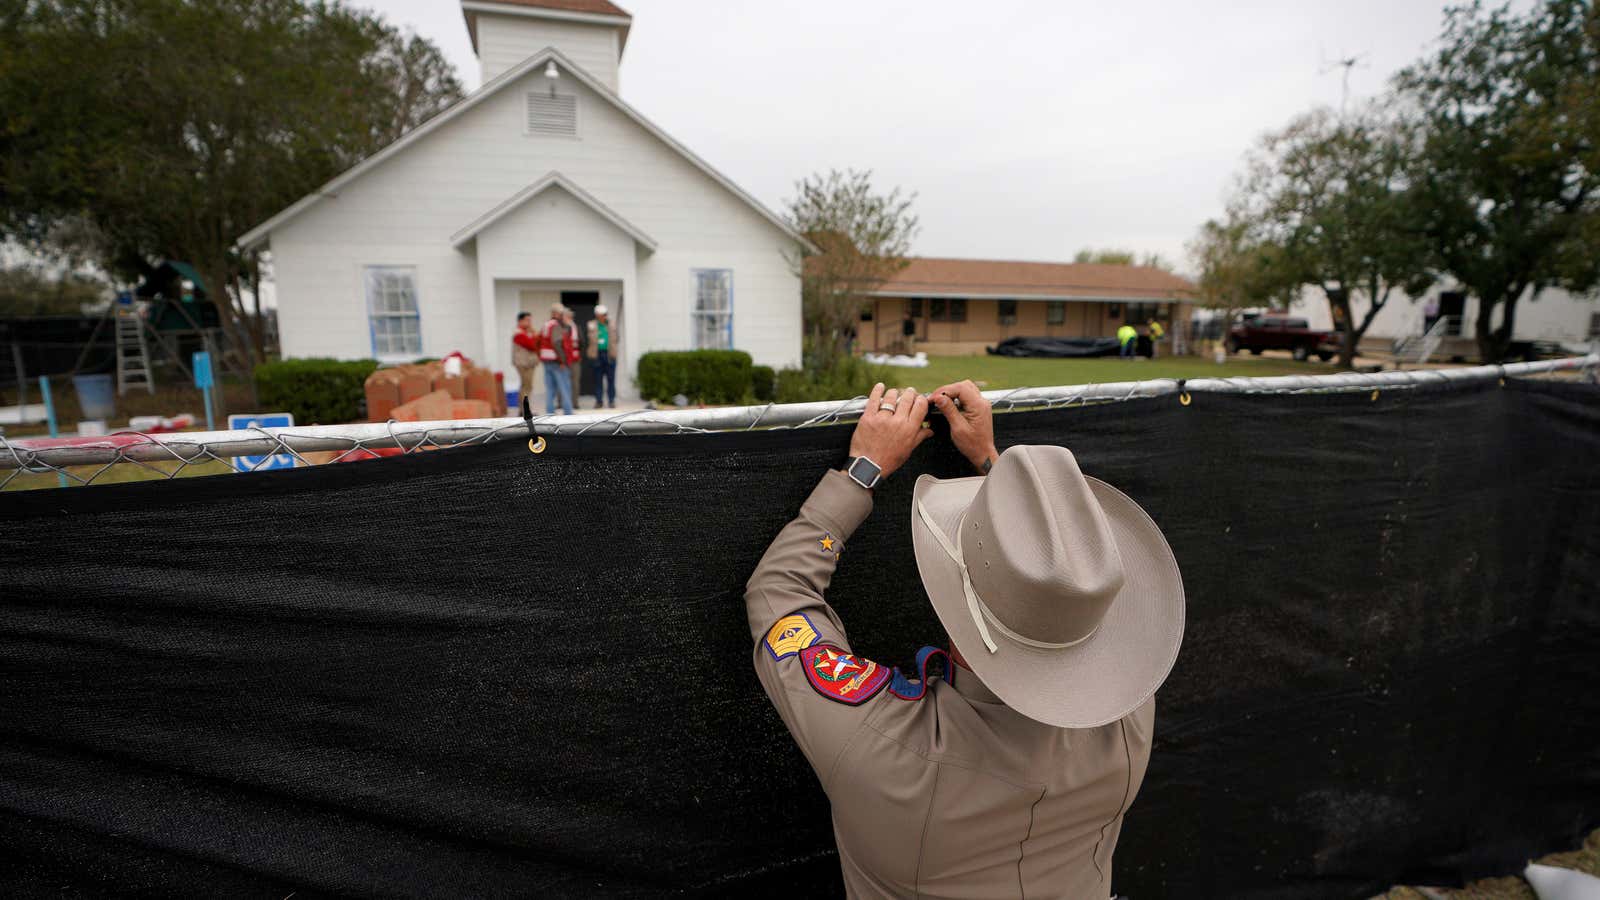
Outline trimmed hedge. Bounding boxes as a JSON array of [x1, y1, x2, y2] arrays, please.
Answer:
[[254, 358, 379, 424], [636, 350, 753, 404], [774, 356, 891, 403], [750, 365, 776, 403]]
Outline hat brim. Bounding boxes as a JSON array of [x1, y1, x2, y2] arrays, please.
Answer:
[[911, 472, 1185, 728]]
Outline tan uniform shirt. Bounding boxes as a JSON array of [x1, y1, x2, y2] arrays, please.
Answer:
[[746, 469, 1155, 900]]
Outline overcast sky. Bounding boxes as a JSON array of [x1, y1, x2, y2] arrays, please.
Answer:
[[354, 0, 1472, 272]]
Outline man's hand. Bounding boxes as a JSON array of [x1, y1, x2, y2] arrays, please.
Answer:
[[931, 380, 999, 475], [848, 383, 932, 481]]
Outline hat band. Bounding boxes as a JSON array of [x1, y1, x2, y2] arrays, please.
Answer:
[[916, 500, 1099, 655]]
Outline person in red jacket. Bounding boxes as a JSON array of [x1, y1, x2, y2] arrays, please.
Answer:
[[511, 312, 541, 412], [537, 304, 575, 415]]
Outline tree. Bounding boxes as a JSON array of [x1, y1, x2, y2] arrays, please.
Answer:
[[0, 0, 464, 370], [785, 170, 919, 368], [1395, 0, 1600, 362], [0, 265, 109, 316], [1187, 216, 1297, 349], [1234, 108, 1435, 368], [1072, 248, 1176, 271]]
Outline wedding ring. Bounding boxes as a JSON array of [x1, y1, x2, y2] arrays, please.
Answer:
[[879, 403, 897, 413]]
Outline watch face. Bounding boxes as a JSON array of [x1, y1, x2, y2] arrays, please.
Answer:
[[849, 456, 882, 487]]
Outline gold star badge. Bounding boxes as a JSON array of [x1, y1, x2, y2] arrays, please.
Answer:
[[819, 534, 837, 554]]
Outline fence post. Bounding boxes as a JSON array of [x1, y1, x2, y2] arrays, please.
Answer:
[[38, 375, 67, 488]]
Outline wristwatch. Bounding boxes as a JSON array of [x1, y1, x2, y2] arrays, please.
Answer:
[[843, 455, 884, 490]]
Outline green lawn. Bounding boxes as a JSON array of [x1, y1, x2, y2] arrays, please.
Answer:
[[883, 354, 1332, 393], [1, 458, 235, 492]]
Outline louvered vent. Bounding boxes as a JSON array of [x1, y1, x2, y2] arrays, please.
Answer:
[[526, 92, 578, 136]]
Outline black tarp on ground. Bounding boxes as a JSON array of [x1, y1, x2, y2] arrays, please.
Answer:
[[987, 335, 1123, 357], [1, 377, 1597, 899]]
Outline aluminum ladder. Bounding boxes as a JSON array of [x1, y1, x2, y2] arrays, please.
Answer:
[[115, 305, 155, 395]]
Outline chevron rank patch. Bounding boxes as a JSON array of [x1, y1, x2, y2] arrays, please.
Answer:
[[764, 613, 820, 660], [800, 644, 889, 705]]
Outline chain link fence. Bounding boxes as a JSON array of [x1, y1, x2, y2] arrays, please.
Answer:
[[3, 355, 1594, 491]]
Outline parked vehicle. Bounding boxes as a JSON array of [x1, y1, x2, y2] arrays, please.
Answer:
[[1226, 315, 1339, 361]]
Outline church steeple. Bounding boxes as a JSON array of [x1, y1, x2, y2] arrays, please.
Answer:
[[462, 0, 632, 91]]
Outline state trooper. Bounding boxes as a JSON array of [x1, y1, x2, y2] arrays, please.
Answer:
[[745, 380, 1185, 899]]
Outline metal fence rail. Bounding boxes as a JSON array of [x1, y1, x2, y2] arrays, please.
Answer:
[[2, 355, 1594, 487]]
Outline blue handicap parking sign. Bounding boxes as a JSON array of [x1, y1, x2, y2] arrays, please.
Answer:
[[228, 413, 296, 473]]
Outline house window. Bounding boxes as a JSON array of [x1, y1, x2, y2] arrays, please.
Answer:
[[1126, 302, 1161, 324], [907, 298, 922, 317], [1047, 301, 1066, 325], [930, 298, 967, 322], [1589, 311, 1600, 339], [365, 266, 421, 359], [692, 269, 733, 349], [527, 92, 578, 136], [998, 299, 1018, 326]]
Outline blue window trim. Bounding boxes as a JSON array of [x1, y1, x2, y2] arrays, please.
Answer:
[[691, 268, 734, 350], [364, 265, 424, 362]]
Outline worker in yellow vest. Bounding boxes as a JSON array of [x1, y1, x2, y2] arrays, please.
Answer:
[[1117, 323, 1138, 359], [1147, 319, 1166, 358]]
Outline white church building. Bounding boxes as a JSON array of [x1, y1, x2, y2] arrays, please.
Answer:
[[238, 0, 810, 400]]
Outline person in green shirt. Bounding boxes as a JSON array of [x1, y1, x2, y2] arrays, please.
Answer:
[[586, 305, 619, 409], [1117, 323, 1138, 359]]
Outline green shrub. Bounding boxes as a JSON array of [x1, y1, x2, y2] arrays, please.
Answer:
[[636, 350, 753, 404], [750, 365, 776, 403], [774, 356, 893, 403], [254, 357, 379, 424]]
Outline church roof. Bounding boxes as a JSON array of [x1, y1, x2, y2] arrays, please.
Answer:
[[869, 258, 1196, 301], [480, 0, 629, 16], [236, 48, 811, 253]]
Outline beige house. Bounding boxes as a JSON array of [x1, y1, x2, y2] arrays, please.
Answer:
[[861, 258, 1196, 355]]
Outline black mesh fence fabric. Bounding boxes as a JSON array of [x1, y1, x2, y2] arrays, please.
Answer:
[[1, 377, 1596, 898]]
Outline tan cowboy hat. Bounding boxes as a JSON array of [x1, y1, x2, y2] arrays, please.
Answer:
[[911, 445, 1184, 728]]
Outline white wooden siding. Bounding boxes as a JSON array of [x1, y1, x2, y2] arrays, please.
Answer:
[[473, 185, 638, 379], [477, 14, 620, 90], [266, 58, 803, 390]]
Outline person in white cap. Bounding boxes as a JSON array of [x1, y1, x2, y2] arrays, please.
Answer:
[[744, 379, 1185, 899], [585, 304, 618, 409]]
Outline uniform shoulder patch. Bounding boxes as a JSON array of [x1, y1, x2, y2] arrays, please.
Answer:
[[764, 613, 820, 660], [800, 644, 889, 705]]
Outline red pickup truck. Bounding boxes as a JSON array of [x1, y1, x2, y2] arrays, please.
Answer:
[[1226, 315, 1338, 362]]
